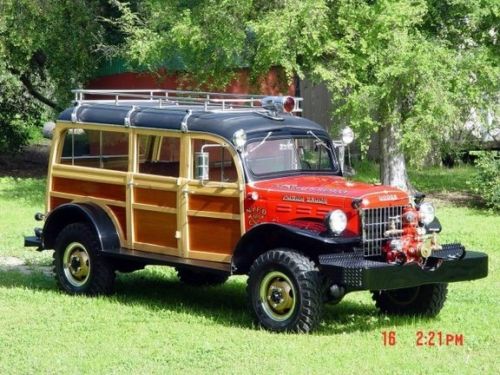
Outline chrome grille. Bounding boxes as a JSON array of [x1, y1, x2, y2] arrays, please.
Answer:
[[361, 206, 404, 256]]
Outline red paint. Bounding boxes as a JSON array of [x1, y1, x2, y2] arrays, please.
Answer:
[[243, 174, 429, 264], [244, 175, 409, 237]]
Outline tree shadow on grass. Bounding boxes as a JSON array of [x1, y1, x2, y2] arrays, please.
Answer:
[[0, 267, 431, 335]]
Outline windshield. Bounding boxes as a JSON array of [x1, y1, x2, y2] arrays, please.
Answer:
[[245, 136, 338, 176]]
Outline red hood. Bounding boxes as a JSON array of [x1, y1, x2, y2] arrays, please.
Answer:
[[250, 175, 409, 208]]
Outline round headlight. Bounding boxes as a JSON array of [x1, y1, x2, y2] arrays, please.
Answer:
[[326, 209, 347, 235], [341, 127, 354, 145], [419, 202, 435, 225]]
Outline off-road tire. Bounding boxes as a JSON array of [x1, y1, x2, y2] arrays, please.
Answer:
[[175, 267, 229, 286], [53, 223, 115, 295], [371, 283, 448, 316], [247, 249, 323, 333]]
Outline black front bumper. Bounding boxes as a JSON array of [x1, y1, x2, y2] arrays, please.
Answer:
[[318, 246, 488, 291]]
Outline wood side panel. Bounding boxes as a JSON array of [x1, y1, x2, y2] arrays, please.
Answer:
[[134, 209, 177, 248], [189, 195, 240, 214], [50, 196, 71, 211], [134, 187, 177, 208], [52, 177, 126, 202], [108, 205, 127, 241], [188, 217, 240, 255]]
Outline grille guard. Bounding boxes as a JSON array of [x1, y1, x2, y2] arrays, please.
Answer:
[[318, 244, 488, 291]]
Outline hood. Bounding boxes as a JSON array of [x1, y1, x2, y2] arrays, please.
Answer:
[[251, 175, 409, 208]]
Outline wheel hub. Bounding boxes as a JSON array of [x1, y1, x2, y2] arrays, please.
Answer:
[[260, 271, 296, 321], [62, 242, 91, 287]]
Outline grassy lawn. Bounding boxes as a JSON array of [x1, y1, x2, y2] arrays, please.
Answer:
[[353, 160, 476, 193], [0, 170, 498, 374]]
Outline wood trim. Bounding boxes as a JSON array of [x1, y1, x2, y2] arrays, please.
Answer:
[[46, 127, 61, 212], [133, 175, 178, 191], [187, 184, 240, 197], [50, 191, 126, 208], [179, 134, 191, 258], [56, 121, 131, 133], [133, 203, 177, 214], [187, 210, 240, 220], [133, 242, 178, 257], [52, 164, 127, 185], [188, 250, 232, 263]]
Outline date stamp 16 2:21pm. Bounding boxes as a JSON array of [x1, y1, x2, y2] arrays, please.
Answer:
[[382, 331, 464, 347]]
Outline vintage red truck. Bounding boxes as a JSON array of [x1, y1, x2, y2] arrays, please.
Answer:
[[25, 89, 488, 333]]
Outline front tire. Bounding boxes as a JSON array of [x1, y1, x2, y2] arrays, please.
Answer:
[[247, 249, 323, 333], [372, 283, 448, 316], [53, 223, 115, 295]]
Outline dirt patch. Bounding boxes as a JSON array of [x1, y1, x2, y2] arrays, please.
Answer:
[[0, 256, 52, 276], [0, 142, 50, 178]]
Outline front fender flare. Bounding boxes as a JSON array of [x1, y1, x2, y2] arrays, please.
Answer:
[[231, 223, 360, 274]]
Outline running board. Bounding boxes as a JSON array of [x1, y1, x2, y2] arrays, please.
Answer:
[[101, 247, 231, 274]]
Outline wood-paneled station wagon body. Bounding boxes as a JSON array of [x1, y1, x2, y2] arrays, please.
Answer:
[[25, 89, 488, 333]]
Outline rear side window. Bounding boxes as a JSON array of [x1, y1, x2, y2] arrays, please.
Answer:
[[60, 128, 129, 171], [137, 134, 181, 177]]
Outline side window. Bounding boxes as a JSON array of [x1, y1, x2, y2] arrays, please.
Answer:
[[60, 129, 129, 171], [192, 139, 238, 183], [138, 135, 180, 178]]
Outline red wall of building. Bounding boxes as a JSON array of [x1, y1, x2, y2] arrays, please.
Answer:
[[87, 67, 295, 96]]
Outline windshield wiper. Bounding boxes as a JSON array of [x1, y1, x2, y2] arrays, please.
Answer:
[[248, 131, 273, 153], [307, 130, 330, 150]]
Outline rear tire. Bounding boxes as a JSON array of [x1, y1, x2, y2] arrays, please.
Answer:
[[53, 223, 115, 295], [175, 267, 229, 286], [372, 283, 448, 316], [247, 249, 323, 333]]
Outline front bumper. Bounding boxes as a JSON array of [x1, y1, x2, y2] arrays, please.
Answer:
[[318, 245, 488, 291]]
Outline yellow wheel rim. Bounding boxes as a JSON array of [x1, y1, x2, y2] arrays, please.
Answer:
[[62, 242, 91, 287], [259, 271, 296, 321]]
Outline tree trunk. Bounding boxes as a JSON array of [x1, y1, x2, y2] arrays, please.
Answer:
[[379, 122, 413, 192]]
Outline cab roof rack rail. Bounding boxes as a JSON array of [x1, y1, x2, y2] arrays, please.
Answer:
[[71, 89, 303, 114]]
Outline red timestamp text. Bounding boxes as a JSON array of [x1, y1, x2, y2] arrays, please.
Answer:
[[416, 331, 464, 346], [381, 331, 464, 346]]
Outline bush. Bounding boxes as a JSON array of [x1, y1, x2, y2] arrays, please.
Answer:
[[468, 151, 500, 210]]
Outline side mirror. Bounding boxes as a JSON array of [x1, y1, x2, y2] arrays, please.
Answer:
[[194, 151, 209, 181]]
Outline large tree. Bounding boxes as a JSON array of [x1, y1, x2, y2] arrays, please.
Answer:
[[114, 0, 498, 190], [0, 0, 125, 151]]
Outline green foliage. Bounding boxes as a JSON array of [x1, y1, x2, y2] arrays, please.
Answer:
[[113, 0, 499, 175], [468, 151, 500, 210], [0, 76, 45, 152], [0, 0, 126, 151]]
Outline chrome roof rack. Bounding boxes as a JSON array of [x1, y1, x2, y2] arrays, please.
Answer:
[[71, 89, 303, 114]]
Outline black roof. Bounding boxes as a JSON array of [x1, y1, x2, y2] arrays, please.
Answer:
[[58, 104, 329, 144]]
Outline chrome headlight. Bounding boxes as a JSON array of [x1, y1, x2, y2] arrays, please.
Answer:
[[325, 210, 347, 235], [419, 202, 435, 225]]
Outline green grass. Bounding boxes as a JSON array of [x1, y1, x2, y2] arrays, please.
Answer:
[[0, 173, 499, 374], [353, 160, 476, 193]]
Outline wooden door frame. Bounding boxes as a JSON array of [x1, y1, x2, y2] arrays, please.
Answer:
[[128, 129, 183, 257], [183, 133, 245, 263]]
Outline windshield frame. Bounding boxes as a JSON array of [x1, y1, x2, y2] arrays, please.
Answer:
[[242, 134, 341, 181]]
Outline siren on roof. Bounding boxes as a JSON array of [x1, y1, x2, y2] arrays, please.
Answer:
[[261, 96, 296, 113]]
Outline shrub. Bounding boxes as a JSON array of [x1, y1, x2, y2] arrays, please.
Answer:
[[468, 151, 500, 210]]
